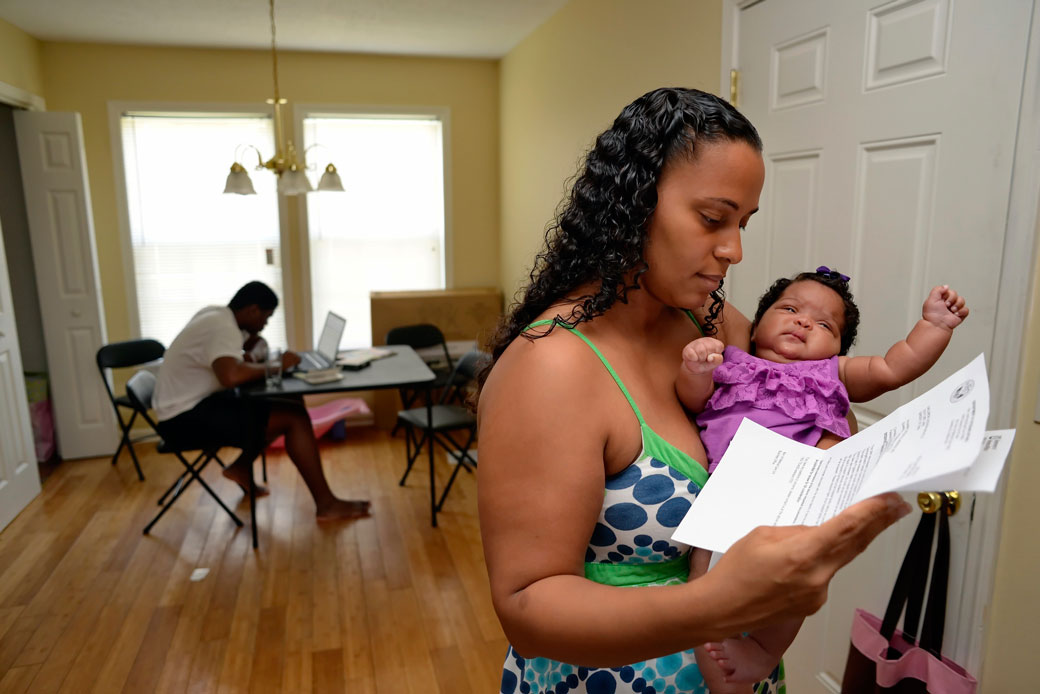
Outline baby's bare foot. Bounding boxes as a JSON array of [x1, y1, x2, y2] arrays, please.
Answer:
[[705, 636, 777, 684], [315, 499, 371, 521], [221, 466, 270, 497]]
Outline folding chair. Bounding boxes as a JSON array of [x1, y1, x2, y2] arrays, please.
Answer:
[[96, 339, 166, 480], [385, 324, 469, 435], [126, 371, 262, 548], [395, 350, 488, 525]]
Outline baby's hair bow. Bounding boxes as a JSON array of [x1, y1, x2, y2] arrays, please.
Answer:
[[815, 265, 850, 283]]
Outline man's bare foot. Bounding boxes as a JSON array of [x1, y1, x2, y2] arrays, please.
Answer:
[[221, 466, 270, 497], [315, 499, 371, 521]]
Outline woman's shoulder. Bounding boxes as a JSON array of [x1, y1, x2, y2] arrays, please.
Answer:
[[478, 320, 618, 442], [486, 321, 600, 392]]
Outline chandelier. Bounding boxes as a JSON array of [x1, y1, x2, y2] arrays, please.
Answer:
[[223, 0, 344, 196]]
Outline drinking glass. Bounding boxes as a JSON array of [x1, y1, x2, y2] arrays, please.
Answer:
[[265, 348, 283, 388]]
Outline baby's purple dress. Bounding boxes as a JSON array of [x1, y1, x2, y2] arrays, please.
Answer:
[[698, 346, 851, 472]]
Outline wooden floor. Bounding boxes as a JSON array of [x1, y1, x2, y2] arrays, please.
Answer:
[[0, 428, 507, 693]]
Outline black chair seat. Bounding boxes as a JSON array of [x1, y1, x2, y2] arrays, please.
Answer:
[[398, 404, 476, 431], [114, 394, 134, 408]]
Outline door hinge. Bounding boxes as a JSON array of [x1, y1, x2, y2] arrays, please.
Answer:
[[730, 69, 740, 108]]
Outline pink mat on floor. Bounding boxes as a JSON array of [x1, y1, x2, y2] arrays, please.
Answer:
[[267, 398, 371, 449]]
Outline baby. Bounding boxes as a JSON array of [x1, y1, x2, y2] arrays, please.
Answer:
[[677, 266, 968, 687]]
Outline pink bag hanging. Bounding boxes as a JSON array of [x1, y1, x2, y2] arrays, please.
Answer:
[[841, 493, 977, 694]]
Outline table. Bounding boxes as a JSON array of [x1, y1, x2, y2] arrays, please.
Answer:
[[240, 345, 443, 525]]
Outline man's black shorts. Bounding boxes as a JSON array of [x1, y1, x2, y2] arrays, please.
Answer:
[[157, 390, 270, 452]]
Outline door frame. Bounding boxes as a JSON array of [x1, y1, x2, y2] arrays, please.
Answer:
[[106, 100, 297, 344], [0, 80, 45, 112], [721, 0, 1040, 679]]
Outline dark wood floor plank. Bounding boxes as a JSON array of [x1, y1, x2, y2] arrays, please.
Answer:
[[0, 663, 38, 694], [310, 648, 344, 694], [249, 607, 286, 694]]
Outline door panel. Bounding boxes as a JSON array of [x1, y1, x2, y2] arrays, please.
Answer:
[[14, 111, 114, 459]]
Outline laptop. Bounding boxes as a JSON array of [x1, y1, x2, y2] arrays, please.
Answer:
[[296, 311, 346, 372]]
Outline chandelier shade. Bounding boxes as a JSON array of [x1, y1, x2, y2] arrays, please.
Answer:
[[223, 162, 258, 195], [224, 0, 344, 196], [277, 166, 313, 195], [317, 164, 344, 192]]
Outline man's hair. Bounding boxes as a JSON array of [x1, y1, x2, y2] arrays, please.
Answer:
[[229, 281, 279, 311]]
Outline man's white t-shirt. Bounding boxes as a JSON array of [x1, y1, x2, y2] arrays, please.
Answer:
[[154, 306, 244, 421]]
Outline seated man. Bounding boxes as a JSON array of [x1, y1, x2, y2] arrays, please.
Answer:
[[153, 281, 368, 521]]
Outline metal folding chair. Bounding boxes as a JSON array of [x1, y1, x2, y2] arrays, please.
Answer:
[[385, 324, 468, 436], [96, 339, 165, 480], [126, 371, 262, 548], [395, 350, 487, 525]]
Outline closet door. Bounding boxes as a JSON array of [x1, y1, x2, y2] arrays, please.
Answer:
[[15, 110, 115, 459], [0, 217, 42, 531]]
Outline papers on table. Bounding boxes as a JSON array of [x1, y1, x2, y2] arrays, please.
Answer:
[[673, 354, 1015, 553], [336, 347, 393, 370]]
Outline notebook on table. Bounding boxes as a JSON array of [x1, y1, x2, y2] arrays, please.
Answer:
[[295, 311, 346, 372]]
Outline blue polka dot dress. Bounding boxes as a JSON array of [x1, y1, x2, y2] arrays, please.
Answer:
[[500, 321, 786, 694]]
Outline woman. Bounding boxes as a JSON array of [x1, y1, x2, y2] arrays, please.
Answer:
[[477, 88, 911, 693]]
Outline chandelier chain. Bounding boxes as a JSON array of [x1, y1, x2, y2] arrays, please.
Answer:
[[269, 0, 280, 102], [222, 0, 344, 194]]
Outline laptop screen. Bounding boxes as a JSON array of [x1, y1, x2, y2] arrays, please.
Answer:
[[316, 312, 347, 360]]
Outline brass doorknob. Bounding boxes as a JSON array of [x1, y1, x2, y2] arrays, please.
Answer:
[[917, 492, 943, 513], [917, 491, 961, 515]]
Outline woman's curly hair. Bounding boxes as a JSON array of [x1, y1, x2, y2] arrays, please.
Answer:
[[751, 270, 861, 356], [480, 87, 761, 387]]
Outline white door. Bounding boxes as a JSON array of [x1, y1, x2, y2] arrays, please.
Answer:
[[729, 0, 1032, 688], [0, 220, 42, 531], [14, 111, 115, 460]]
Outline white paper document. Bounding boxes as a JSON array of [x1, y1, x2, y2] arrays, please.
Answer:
[[673, 354, 1014, 553]]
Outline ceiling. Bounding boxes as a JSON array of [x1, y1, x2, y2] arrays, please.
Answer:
[[0, 0, 570, 59]]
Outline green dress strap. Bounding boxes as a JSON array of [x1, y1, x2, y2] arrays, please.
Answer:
[[526, 319, 647, 426], [684, 309, 706, 337]]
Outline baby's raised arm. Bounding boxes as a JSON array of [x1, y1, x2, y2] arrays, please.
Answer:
[[840, 285, 968, 402], [676, 337, 725, 413]]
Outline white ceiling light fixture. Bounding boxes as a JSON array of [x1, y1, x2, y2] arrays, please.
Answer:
[[223, 0, 344, 196]]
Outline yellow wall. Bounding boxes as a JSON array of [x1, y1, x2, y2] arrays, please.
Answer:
[[982, 214, 1040, 686], [498, 0, 723, 300], [0, 18, 42, 96], [38, 42, 499, 346]]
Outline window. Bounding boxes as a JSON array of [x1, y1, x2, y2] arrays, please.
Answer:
[[120, 113, 287, 348], [304, 114, 446, 348]]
